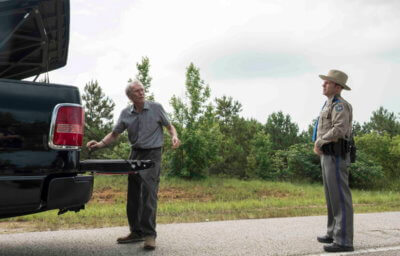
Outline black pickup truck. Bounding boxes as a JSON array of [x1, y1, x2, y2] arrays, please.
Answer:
[[0, 0, 95, 219], [0, 0, 151, 219]]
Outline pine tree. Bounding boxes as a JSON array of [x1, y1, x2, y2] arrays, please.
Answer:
[[128, 56, 154, 101], [265, 111, 300, 150], [81, 80, 115, 159], [362, 107, 400, 136], [215, 95, 242, 133]]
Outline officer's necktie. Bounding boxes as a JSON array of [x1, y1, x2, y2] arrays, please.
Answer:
[[312, 101, 326, 142]]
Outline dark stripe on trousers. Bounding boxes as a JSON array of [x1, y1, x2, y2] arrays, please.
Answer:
[[334, 155, 347, 245]]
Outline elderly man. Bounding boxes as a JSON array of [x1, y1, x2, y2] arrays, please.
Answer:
[[87, 80, 180, 250], [312, 70, 354, 253]]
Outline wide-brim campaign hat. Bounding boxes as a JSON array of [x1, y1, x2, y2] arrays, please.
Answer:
[[319, 69, 351, 90]]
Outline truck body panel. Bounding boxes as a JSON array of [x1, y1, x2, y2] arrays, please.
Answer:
[[0, 79, 93, 219]]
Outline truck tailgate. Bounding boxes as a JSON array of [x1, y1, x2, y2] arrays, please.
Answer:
[[80, 159, 154, 174]]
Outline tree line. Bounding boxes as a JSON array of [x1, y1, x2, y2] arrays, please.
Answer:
[[82, 57, 400, 190]]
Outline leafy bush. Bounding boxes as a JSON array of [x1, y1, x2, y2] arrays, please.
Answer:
[[270, 143, 320, 182], [166, 122, 223, 179], [246, 132, 274, 179], [270, 149, 291, 180], [286, 143, 321, 182], [355, 133, 400, 178], [210, 117, 263, 178], [390, 135, 400, 157], [349, 151, 385, 189]]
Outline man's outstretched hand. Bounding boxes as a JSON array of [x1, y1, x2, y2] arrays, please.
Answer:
[[171, 136, 181, 149], [87, 140, 103, 151]]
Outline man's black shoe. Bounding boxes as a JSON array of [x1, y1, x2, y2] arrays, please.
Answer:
[[317, 235, 333, 244], [117, 233, 144, 244], [323, 243, 354, 252]]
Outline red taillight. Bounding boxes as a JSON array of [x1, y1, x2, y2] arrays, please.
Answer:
[[50, 104, 85, 149]]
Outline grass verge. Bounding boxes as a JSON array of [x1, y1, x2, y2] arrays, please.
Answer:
[[1, 175, 399, 233]]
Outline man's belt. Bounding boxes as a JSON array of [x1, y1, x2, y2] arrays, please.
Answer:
[[321, 139, 350, 159]]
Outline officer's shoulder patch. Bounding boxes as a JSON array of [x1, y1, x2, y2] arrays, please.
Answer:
[[335, 104, 344, 112]]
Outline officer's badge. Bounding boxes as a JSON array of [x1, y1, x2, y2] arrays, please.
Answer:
[[335, 104, 344, 112]]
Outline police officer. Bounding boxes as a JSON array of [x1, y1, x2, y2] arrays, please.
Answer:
[[87, 80, 180, 250], [313, 70, 354, 253]]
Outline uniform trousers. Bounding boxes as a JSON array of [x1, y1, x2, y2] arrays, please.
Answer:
[[127, 148, 162, 238], [321, 153, 354, 246]]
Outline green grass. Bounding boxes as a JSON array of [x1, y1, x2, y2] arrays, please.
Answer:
[[1, 175, 399, 233]]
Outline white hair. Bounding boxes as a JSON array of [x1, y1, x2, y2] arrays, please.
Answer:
[[125, 80, 144, 97]]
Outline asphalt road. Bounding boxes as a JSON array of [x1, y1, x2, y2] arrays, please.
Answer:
[[0, 212, 399, 256]]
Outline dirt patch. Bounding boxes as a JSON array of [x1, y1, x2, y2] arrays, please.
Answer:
[[256, 189, 298, 198], [92, 189, 125, 204], [0, 221, 36, 234], [91, 186, 215, 203], [159, 187, 214, 202]]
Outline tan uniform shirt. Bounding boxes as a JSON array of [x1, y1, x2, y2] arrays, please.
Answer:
[[315, 95, 353, 149]]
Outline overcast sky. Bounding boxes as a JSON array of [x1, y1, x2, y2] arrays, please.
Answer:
[[46, 0, 400, 131]]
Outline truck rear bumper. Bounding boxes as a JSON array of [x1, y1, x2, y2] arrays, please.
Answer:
[[46, 176, 93, 210], [0, 175, 93, 219], [0, 176, 44, 213]]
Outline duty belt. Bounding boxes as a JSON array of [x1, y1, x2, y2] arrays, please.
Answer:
[[321, 139, 350, 159]]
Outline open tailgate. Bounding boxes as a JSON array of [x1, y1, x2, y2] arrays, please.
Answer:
[[80, 159, 154, 174]]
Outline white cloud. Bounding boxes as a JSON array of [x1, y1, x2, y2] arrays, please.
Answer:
[[46, 0, 400, 131]]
